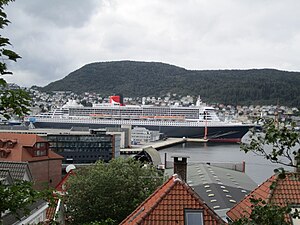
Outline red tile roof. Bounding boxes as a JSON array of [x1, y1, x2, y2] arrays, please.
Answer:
[[120, 174, 226, 225], [227, 172, 300, 222], [55, 170, 75, 193], [0, 133, 63, 162], [0, 133, 45, 146], [46, 197, 59, 221]]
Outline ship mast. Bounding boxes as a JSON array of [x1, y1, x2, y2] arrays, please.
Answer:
[[204, 111, 208, 140]]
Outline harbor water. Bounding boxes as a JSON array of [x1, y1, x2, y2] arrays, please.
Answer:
[[159, 141, 289, 185]]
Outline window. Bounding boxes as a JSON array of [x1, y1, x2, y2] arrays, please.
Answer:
[[185, 209, 203, 225], [36, 142, 46, 149], [34, 149, 47, 156], [7, 141, 13, 147]]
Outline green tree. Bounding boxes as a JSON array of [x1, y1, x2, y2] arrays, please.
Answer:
[[241, 119, 300, 170], [65, 158, 163, 225], [0, 1, 53, 223], [230, 119, 300, 224], [0, 0, 30, 120], [230, 198, 291, 225], [0, 180, 54, 223], [83, 219, 116, 225]]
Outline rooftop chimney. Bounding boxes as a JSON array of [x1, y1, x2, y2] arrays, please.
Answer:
[[172, 155, 189, 182]]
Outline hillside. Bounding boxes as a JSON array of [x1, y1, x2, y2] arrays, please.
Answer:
[[42, 61, 300, 107]]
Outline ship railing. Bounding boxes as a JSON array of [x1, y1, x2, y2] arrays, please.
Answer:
[[34, 117, 246, 127]]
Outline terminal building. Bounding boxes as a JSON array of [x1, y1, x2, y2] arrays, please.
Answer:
[[47, 129, 121, 164], [131, 126, 160, 144]]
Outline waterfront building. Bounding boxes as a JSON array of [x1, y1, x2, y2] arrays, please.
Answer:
[[47, 129, 120, 164], [106, 125, 132, 148], [131, 126, 160, 144]]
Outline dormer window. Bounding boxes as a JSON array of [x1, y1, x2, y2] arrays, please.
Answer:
[[36, 142, 46, 149], [0, 149, 11, 158], [34, 142, 47, 156], [7, 141, 14, 148], [0, 140, 4, 148], [184, 209, 204, 225], [34, 149, 47, 157]]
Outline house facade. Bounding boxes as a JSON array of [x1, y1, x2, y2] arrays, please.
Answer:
[[0, 133, 63, 189]]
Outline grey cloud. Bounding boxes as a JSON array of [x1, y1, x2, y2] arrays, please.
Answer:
[[5, 0, 100, 28], [2, 0, 300, 87]]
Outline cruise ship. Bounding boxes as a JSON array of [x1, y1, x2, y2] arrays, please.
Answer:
[[25, 96, 254, 143]]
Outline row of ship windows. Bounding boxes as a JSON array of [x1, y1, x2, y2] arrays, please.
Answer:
[[71, 108, 200, 113], [54, 148, 112, 152], [48, 136, 112, 141], [50, 142, 112, 147], [66, 154, 110, 159], [72, 110, 199, 114]]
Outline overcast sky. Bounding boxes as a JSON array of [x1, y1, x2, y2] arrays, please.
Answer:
[[2, 0, 300, 87]]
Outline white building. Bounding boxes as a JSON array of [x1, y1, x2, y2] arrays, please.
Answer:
[[131, 127, 160, 144]]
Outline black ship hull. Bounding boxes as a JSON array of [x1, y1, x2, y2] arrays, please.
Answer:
[[29, 121, 252, 143]]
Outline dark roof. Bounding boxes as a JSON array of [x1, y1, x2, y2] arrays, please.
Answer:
[[70, 127, 90, 131], [0, 161, 33, 181], [227, 172, 300, 223], [165, 162, 257, 217], [1, 200, 48, 225], [134, 147, 162, 167], [120, 174, 225, 225], [0, 169, 13, 184]]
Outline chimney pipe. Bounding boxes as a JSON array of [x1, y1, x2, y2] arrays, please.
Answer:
[[172, 155, 189, 182]]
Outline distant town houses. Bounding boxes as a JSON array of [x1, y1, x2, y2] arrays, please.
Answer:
[[25, 86, 299, 125], [1, 86, 300, 224]]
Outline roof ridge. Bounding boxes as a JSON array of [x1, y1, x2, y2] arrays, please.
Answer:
[[0, 161, 28, 165], [184, 182, 225, 224], [120, 174, 178, 224], [227, 173, 277, 218], [132, 175, 178, 224]]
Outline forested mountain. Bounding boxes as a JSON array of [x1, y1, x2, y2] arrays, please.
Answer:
[[42, 61, 300, 107]]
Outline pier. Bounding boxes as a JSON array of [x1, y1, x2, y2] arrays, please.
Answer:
[[120, 137, 208, 154]]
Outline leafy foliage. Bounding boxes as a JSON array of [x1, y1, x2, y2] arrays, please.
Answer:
[[82, 218, 116, 225], [65, 158, 163, 224], [0, 0, 31, 119], [236, 120, 300, 224], [42, 61, 300, 107], [230, 197, 291, 225], [241, 119, 300, 169], [0, 180, 54, 220], [0, 87, 31, 119]]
